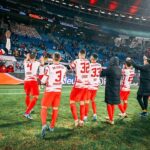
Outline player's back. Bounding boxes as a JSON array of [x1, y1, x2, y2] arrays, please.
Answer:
[[88, 62, 102, 90], [121, 68, 135, 91], [39, 65, 45, 75], [24, 61, 40, 81], [70, 58, 90, 88], [45, 63, 66, 92]]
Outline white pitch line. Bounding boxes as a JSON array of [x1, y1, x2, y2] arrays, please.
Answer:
[[0, 89, 138, 95]]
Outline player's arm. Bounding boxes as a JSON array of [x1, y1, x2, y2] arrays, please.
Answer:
[[41, 67, 49, 84], [131, 60, 146, 71], [69, 60, 76, 70], [24, 53, 30, 63], [100, 67, 110, 77]]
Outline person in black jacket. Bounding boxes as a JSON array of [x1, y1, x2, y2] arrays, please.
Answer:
[[101, 57, 126, 125], [131, 50, 150, 117]]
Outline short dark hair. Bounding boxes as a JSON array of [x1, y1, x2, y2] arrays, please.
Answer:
[[91, 53, 98, 60], [79, 49, 86, 55], [30, 53, 36, 59], [53, 52, 61, 61], [125, 60, 132, 67]]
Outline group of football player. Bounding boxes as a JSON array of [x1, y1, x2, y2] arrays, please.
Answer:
[[23, 49, 150, 138]]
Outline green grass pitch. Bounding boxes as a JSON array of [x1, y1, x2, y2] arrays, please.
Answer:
[[0, 85, 150, 150]]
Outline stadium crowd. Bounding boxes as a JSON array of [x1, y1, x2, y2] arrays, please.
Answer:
[[0, 22, 150, 73]]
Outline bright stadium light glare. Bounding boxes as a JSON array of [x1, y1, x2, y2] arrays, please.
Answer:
[[94, 10, 99, 13], [56, 0, 59, 3], [141, 16, 147, 21], [108, 12, 112, 15], [115, 14, 119, 16], [88, 8, 92, 11], [62, 2, 66, 5], [128, 16, 133, 19], [100, 10, 105, 14], [81, 7, 85, 10], [75, 5, 79, 8], [69, 4, 73, 7], [135, 17, 140, 20], [120, 14, 125, 17]]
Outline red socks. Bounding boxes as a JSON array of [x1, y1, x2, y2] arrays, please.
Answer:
[[80, 104, 85, 121], [92, 101, 96, 114], [107, 104, 115, 121], [41, 108, 47, 126], [25, 95, 30, 107], [70, 103, 78, 120], [123, 103, 128, 112], [118, 104, 125, 113], [50, 109, 58, 128], [41, 108, 58, 128], [85, 103, 89, 116], [25, 97, 38, 114]]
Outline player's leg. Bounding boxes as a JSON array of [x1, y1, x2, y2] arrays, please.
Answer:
[[50, 107, 58, 131], [70, 88, 78, 126], [49, 93, 61, 131], [25, 81, 39, 117], [118, 91, 127, 118], [106, 104, 114, 125], [79, 88, 88, 126], [142, 95, 149, 116], [84, 100, 89, 121], [118, 103, 127, 118], [137, 94, 145, 116], [91, 90, 97, 121], [84, 90, 91, 121], [123, 91, 130, 112], [70, 100, 78, 126], [24, 81, 31, 107], [41, 92, 52, 138], [79, 100, 85, 126]]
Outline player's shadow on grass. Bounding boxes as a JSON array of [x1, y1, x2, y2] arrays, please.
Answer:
[[42, 127, 74, 141], [119, 115, 150, 144], [0, 120, 33, 128]]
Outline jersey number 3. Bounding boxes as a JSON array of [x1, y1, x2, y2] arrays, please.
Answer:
[[55, 70, 62, 82]]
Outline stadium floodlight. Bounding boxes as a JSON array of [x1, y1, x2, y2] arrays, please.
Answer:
[[81, 7, 85, 10], [62, 2, 66, 5], [94, 10, 99, 13], [120, 14, 125, 17], [75, 5, 79, 8], [69, 4, 73, 7], [141, 16, 147, 21], [51, 0, 55, 1], [88, 8, 92, 11], [135, 17, 140, 20], [100, 10, 105, 14], [56, 0, 59, 3], [115, 14, 119, 16], [108, 12, 112, 15], [128, 16, 133, 19]]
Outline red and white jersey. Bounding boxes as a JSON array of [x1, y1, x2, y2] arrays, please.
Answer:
[[41, 63, 66, 92], [121, 68, 135, 91], [24, 61, 40, 81], [70, 59, 90, 88], [39, 65, 45, 75], [88, 63, 102, 90]]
